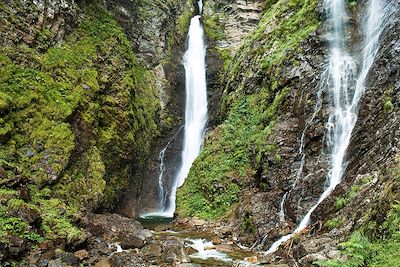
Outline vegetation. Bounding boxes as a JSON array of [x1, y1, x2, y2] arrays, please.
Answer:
[[335, 185, 362, 210], [0, 3, 159, 249], [317, 166, 400, 266], [177, 0, 319, 219], [324, 217, 344, 229], [177, 89, 286, 219]]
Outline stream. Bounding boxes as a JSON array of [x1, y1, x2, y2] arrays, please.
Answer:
[[138, 217, 264, 266]]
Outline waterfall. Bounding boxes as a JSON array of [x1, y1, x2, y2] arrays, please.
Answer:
[[157, 145, 167, 207], [162, 0, 208, 218], [267, 0, 389, 253], [278, 74, 326, 221]]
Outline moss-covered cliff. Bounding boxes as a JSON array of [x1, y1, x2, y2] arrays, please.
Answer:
[[177, 0, 400, 265], [0, 1, 158, 246], [177, 0, 320, 220], [0, 0, 192, 262]]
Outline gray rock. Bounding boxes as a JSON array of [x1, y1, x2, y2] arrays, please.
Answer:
[[120, 235, 145, 250]]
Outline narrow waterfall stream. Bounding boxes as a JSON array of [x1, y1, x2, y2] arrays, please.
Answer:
[[267, 0, 389, 253], [164, 0, 208, 218], [141, 0, 208, 218]]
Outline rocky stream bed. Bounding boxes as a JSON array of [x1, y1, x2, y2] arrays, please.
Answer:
[[15, 212, 275, 267]]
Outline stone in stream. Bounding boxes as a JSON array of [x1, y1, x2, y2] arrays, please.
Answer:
[[109, 252, 146, 267], [162, 239, 190, 264], [120, 234, 145, 249], [141, 243, 162, 263]]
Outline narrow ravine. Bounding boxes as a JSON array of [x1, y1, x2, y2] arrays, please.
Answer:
[[267, 0, 390, 253]]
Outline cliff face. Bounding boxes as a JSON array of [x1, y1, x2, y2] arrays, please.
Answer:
[[0, 0, 192, 261], [1, 0, 399, 265], [177, 0, 400, 265]]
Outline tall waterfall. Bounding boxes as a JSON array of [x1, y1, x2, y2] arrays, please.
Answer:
[[162, 0, 208, 218], [267, 0, 388, 253]]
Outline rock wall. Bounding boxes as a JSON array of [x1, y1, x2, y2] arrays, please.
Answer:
[[0, 0, 193, 262], [177, 0, 400, 264]]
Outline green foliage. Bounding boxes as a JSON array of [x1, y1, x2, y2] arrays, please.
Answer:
[[29, 185, 81, 242], [383, 97, 394, 113], [335, 185, 361, 210], [0, 203, 43, 242], [177, 88, 288, 219], [177, 0, 318, 220], [0, 2, 160, 251], [223, 0, 319, 110], [348, 0, 358, 8], [241, 214, 257, 235], [6, 198, 25, 211], [0, 189, 17, 203], [176, 6, 193, 37], [203, 14, 226, 41], [317, 196, 400, 267], [335, 197, 347, 209], [315, 232, 371, 267], [324, 217, 344, 230], [0, 4, 159, 209]]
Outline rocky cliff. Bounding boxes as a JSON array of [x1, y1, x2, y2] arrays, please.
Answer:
[[0, 0, 193, 263], [1, 0, 399, 266], [178, 0, 400, 265]]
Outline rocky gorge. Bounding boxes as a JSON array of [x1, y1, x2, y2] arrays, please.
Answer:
[[0, 0, 399, 266]]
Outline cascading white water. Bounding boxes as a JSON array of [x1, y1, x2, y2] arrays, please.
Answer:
[[157, 145, 168, 207], [278, 77, 326, 221], [161, 0, 208, 218], [267, 0, 387, 253]]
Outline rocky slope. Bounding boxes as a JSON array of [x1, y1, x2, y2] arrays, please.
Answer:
[[0, 0, 193, 264], [1, 0, 399, 266], [178, 0, 400, 265]]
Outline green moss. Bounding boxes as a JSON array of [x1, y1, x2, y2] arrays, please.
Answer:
[[324, 217, 344, 230], [318, 166, 400, 267], [203, 14, 226, 41], [384, 97, 394, 113], [177, 0, 319, 220], [0, 2, 160, 249], [177, 88, 288, 219], [223, 0, 319, 110], [335, 184, 362, 210], [29, 186, 81, 242], [241, 214, 257, 235]]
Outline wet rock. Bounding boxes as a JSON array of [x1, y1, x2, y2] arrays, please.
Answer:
[[0, 0, 79, 48], [109, 252, 146, 267], [19, 186, 31, 202], [0, 166, 7, 179], [244, 255, 258, 264], [47, 259, 64, 267], [120, 235, 145, 250], [74, 249, 89, 260], [154, 225, 169, 232], [17, 205, 41, 225], [1, 235, 28, 258], [25, 149, 36, 158], [60, 251, 79, 265], [94, 258, 111, 267], [191, 218, 206, 227], [141, 243, 162, 262], [211, 237, 222, 245], [162, 239, 190, 264], [140, 229, 153, 239], [80, 213, 142, 242], [88, 238, 113, 256]]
